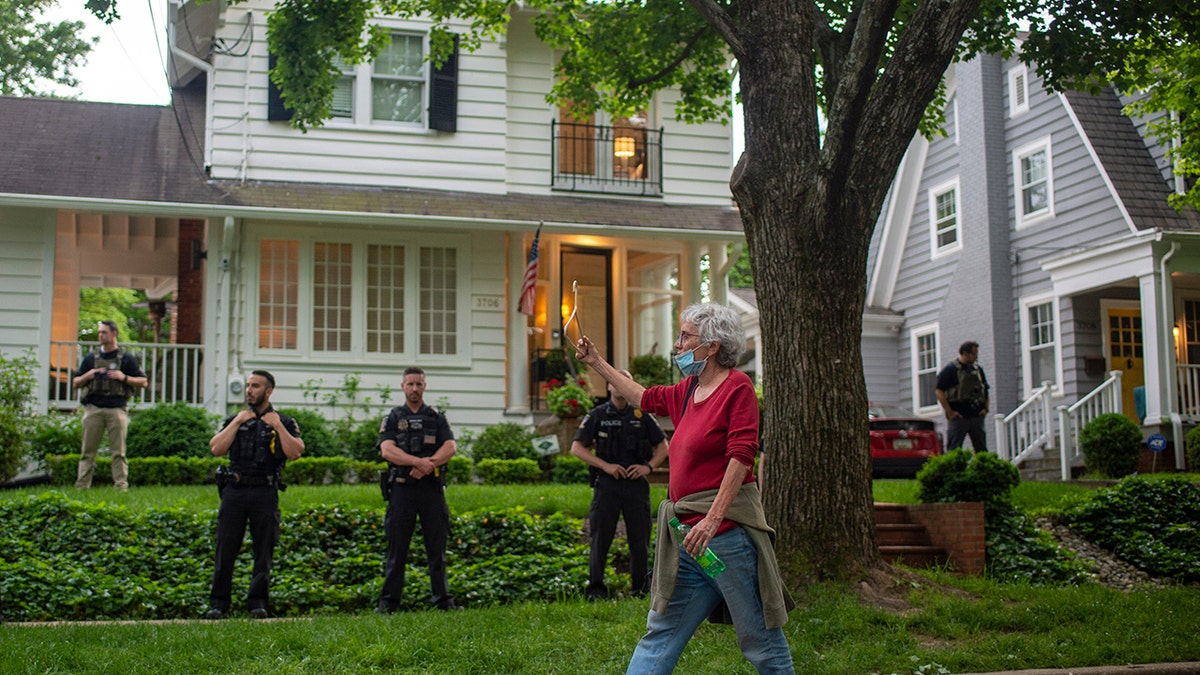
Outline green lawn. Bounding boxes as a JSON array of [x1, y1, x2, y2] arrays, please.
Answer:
[[4, 478, 1198, 674], [3, 578, 1198, 674]]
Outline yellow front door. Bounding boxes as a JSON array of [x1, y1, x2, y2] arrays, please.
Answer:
[[1107, 308, 1144, 423]]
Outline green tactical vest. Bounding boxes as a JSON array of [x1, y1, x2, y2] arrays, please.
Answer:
[[81, 348, 134, 400]]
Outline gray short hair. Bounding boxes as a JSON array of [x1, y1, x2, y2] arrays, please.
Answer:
[[680, 303, 744, 368]]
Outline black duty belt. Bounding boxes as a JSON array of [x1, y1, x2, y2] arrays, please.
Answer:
[[231, 474, 276, 487]]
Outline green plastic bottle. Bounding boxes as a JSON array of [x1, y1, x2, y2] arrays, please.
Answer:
[[668, 516, 726, 578]]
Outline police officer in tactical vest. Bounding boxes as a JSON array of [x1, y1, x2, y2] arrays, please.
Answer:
[[72, 320, 147, 490], [376, 366, 458, 613], [571, 369, 669, 600], [204, 370, 304, 619], [936, 340, 991, 453]]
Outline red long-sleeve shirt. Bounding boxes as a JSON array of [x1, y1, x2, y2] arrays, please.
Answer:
[[641, 369, 760, 531]]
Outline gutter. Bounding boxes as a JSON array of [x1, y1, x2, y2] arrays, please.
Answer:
[[0, 192, 744, 241], [168, 0, 215, 171]]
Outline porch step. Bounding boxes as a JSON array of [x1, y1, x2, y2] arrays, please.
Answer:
[[874, 503, 947, 569], [1017, 450, 1078, 482]]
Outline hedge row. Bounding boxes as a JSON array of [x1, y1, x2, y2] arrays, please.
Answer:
[[42, 453, 587, 486], [0, 492, 599, 621]]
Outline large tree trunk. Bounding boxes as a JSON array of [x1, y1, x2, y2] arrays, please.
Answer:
[[725, 0, 986, 583]]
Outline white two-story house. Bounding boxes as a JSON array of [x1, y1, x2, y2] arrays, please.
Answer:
[[863, 51, 1200, 476], [0, 0, 742, 432]]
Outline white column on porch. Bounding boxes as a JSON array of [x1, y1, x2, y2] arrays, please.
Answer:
[[1138, 272, 1168, 425], [708, 241, 729, 305], [506, 232, 531, 414], [680, 242, 703, 306]]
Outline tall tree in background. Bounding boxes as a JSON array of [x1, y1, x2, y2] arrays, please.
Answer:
[[82, 0, 1192, 586], [1, 0, 95, 96]]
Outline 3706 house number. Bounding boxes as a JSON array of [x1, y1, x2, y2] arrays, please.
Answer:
[[474, 296, 503, 310]]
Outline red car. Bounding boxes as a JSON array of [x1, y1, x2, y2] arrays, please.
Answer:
[[869, 403, 944, 478]]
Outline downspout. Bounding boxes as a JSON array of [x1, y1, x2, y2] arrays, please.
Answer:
[[239, 12, 254, 182], [168, 0, 216, 171], [1159, 239, 1183, 469]]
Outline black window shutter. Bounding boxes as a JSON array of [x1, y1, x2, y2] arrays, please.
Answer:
[[267, 53, 294, 122], [428, 36, 459, 132]]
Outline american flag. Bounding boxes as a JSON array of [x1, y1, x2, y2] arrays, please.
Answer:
[[518, 225, 542, 316]]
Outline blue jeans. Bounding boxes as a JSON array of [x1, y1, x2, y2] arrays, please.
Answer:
[[626, 526, 794, 674]]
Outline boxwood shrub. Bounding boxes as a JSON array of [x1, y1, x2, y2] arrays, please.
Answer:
[[476, 458, 542, 484], [550, 453, 590, 484], [126, 402, 219, 458], [0, 408, 23, 483], [1078, 413, 1142, 478], [277, 407, 340, 457], [470, 423, 537, 462]]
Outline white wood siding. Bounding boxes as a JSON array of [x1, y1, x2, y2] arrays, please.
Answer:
[[0, 208, 55, 406], [208, 5, 509, 192], [205, 5, 734, 205]]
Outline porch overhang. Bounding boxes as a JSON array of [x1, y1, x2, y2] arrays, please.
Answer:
[[0, 189, 743, 243], [1041, 232, 1159, 296]]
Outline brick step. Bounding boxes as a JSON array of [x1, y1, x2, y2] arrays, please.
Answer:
[[879, 545, 948, 568], [873, 503, 911, 525], [876, 523, 933, 547]]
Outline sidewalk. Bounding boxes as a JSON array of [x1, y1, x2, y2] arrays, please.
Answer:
[[960, 663, 1200, 675]]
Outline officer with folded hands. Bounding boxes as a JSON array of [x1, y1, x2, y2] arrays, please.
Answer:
[[203, 370, 304, 620], [376, 366, 459, 613]]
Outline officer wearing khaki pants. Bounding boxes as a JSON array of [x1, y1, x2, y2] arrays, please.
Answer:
[[72, 320, 147, 490]]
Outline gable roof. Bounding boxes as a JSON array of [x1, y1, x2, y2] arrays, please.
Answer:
[[0, 93, 742, 236], [1063, 88, 1200, 232]]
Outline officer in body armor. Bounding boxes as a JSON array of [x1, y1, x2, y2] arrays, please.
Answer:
[[936, 340, 991, 453], [571, 370, 669, 600], [204, 370, 304, 620], [72, 320, 147, 490], [376, 366, 459, 613]]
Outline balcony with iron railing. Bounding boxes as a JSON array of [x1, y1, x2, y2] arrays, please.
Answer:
[[551, 121, 663, 197]]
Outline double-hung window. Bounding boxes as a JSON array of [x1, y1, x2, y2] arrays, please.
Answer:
[[1021, 294, 1059, 393], [928, 179, 961, 258], [270, 31, 458, 131], [1013, 137, 1054, 227], [911, 324, 940, 412], [256, 230, 466, 363]]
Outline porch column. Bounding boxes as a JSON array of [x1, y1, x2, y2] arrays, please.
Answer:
[[680, 242, 703, 306], [708, 241, 729, 306], [506, 232, 531, 414], [1138, 272, 1168, 425]]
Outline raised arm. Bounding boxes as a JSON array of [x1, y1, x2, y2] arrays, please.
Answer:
[[574, 335, 645, 408]]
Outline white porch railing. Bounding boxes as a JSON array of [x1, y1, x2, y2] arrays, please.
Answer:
[[993, 380, 1055, 465], [49, 341, 204, 410], [1176, 364, 1200, 423], [1056, 370, 1123, 482]]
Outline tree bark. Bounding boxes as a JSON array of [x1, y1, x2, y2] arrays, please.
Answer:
[[728, 0, 985, 583]]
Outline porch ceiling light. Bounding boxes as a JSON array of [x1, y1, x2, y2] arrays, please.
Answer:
[[613, 136, 636, 158]]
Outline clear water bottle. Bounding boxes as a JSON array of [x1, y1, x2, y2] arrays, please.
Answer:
[[668, 516, 726, 578]]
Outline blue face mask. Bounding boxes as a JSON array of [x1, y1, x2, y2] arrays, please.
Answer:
[[674, 347, 708, 377]]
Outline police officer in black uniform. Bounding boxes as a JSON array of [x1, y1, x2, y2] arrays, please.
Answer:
[[571, 369, 669, 600], [377, 366, 458, 613], [204, 370, 304, 619]]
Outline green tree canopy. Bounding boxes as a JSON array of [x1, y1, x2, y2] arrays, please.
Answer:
[[1, 0, 96, 96], [1020, 0, 1200, 210]]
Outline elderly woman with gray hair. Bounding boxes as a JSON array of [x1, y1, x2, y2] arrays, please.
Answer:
[[575, 303, 794, 674]]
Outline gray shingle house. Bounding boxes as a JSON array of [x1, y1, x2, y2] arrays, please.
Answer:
[[863, 52, 1200, 477]]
